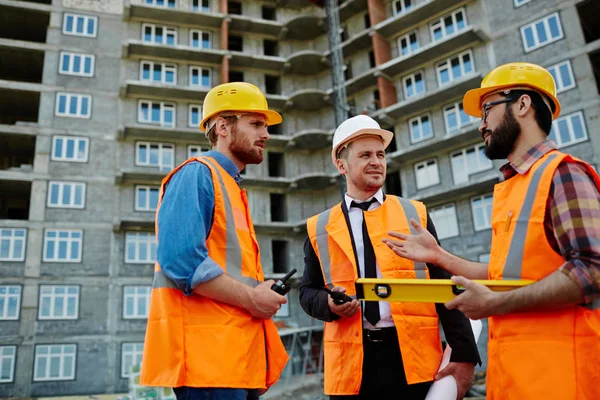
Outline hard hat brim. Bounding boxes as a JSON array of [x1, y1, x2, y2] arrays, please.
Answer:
[[331, 128, 394, 165], [199, 109, 282, 132], [463, 84, 561, 119]]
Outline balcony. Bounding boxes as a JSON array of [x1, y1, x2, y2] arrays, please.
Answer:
[[229, 52, 285, 72], [287, 129, 333, 150], [0, 4, 50, 44], [0, 132, 35, 175], [284, 51, 329, 75], [115, 170, 167, 185], [380, 26, 489, 78], [387, 122, 481, 168], [375, 0, 459, 38], [0, 179, 31, 220], [123, 40, 226, 64], [341, 67, 377, 96], [373, 73, 483, 123], [290, 172, 338, 191], [0, 39, 46, 84], [282, 15, 326, 40], [339, 0, 368, 23], [414, 174, 500, 206], [121, 80, 211, 102], [124, 4, 224, 28], [336, 28, 371, 59], [118, 125, 209, 145], [229, 15, 283, 36], [253, 220, 307, 235], [0, 86, 40, 125], [113, 218, 154, 233], [285, 89, 330, 111], [265, 94, 288, 110]]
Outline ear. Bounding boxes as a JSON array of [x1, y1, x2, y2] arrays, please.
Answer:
[[516, 94, 532, 118], [335, 158, 347, 175]]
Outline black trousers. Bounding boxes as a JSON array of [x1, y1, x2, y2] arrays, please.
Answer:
[[330, 327, 432, 400]]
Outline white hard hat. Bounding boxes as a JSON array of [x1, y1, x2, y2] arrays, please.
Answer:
[[331, 115, 394, 165]]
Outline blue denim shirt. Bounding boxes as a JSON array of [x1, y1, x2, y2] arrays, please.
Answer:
[[157, 150, 243, 295]]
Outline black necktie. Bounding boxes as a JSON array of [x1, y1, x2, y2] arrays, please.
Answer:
[[351, 199, 380, 326]]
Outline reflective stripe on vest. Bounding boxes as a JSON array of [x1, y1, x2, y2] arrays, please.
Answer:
[[152, 157, 258, 290], [502, 153, 558, 279], [315, 196, 426, 286]]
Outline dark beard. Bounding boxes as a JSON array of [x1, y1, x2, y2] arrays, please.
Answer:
[[483, 106, 521, 160], [229, 124, 264, 165]]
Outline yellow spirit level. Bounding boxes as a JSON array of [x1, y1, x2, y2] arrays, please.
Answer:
[[355, 278, 534, 303]]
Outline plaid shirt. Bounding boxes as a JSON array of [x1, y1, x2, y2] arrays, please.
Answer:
[[499, 140, 600, 304]]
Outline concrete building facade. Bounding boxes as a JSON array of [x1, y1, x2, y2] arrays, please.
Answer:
[[0, 0, 598, 396]]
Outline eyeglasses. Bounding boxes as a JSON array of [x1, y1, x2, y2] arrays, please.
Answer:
[[481, 98, 514, 123]]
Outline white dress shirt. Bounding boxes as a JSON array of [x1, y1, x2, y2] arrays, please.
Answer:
[[344, 189, 395, 329]]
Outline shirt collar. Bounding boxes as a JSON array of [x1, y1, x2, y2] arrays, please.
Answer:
[[344, 188, 384, 210], [203, 150, 243, 184], [499, 140, 557, 180]]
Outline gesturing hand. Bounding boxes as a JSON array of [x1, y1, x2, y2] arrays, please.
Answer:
[[327, 286, 360, 318], [382, 218, 440, 264]]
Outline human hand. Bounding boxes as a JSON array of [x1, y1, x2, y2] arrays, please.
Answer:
[[327, 286, 360, 318], [383, 218, 441, 264], [435, 361, 475, 400], [247, 280, 287, 319], [445, 276, 502, 320]]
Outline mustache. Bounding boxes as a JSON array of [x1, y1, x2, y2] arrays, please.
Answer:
[[482, 129, 492, 139]]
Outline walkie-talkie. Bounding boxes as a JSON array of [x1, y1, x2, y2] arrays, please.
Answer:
[[322, 287, 354, 305], [271, 268, 297, 296]]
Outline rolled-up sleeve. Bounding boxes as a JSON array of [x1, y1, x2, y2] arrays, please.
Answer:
[[157, 162, 224, 295]]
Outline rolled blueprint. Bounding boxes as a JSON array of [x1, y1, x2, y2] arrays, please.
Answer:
[[424, 319, 483, 400]]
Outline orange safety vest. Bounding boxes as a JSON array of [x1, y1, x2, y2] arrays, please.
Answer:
[[140, 156, 288, 389], [307, 195, 443, 395], [487, 150, 600, 400]]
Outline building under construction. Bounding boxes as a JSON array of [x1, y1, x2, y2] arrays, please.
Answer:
[[0, 0, 599, 396]]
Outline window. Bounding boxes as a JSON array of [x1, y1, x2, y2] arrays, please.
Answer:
[[121, 343, 144, 378], [43, 230, 83, 263], [52, 136, 89, 162], [191, 0, 210, 12], [409, 114, 433, 143], [0, 229, 26, 262], [135, 142, 174, 171], [393, 0, 413, 15], [190, 30, 211, 49], [397, 31, 419, 58], [125, 233, 157, 264], [450, 144, 492, 184], [262, 5, 276, 21], [521, 13, 563, 52], [33, 344, 76, 381], [402, 71, 425, 99], [270, 193, 287, 222], [443, 102, 477, 134], [228, 1, 242, 15], [135, 186, 159, 212], [436, 50, 474, 86], [514, 0, 532, 6], [431, 9, 467, 42], [145, 0, 176, 8], [189, 104, 201, 127], [414, 159, 440, 189], [140, 61, 176, 84], [478, 253, 490, 262], [142, 24, 177, 45], [123, 286, 151, 319], [547, 60, 575, 93], [549, 111, 588, 148], [38, 286, 79, 320], [264, 40, 279, 56], [429, 204, 459, 239], [190, 66, 211, 87], [228, 35, 243, 52], [47, 181, 86, 209], [272, 240, 288, 273], [59, 52, 95, 77], [0, 286, 21, 320], [138, 100, 175, 128], [0, 346, 16, 383], [188, 145, 202, 158], [55, 93, 91, 118], [63, 13, 97, 37], [471, 194, 493, 231]]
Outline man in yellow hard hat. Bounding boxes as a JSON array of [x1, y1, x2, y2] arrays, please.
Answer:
[[140, 82, 289, 400], [384, 62, 600, 399]]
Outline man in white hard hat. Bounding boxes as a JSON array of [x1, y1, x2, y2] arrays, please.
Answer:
[[299, 115, 480, 399]]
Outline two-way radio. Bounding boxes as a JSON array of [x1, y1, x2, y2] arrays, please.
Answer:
[[271, 268, 297, 296], [322, 287, 354, 305]]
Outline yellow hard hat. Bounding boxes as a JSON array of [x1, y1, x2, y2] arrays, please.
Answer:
[[199, 82, 282, 132], [463, 62, 561, 119]]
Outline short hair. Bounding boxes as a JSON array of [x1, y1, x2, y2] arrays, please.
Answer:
[[499, 90, 553, 135], [336, 142, 352, 160], [206, 115, 238, 148]]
